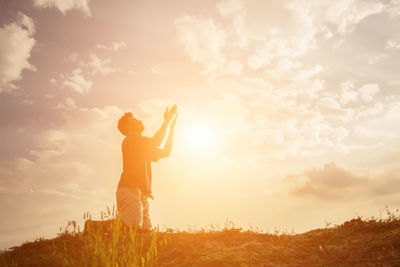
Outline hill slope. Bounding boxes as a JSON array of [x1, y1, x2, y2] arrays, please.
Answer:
[[1, 217, 400, 266]]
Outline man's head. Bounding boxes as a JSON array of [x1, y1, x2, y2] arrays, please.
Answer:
[[118, 112, 144, 136]]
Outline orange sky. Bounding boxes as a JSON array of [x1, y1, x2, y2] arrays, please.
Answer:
[[1, 0, 400, 249]]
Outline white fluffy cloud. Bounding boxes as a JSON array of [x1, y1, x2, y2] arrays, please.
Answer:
[[61, 68, 93, 94], [51, 51, 121, 93], [175, 16, 228, 77], [231, 0, 385, 69], [178, 0, 385, 82], [340, 82, 380, 104], [0, 13, 36, 92], [385, 39, 400, 49], [95, 42, 127, 51], [173, 0, 396, 160], [55, 97, 77, 109], [340, 81, 358, 105], [33, 0, 92, 16], [287, 0, 384, 35], [217, 0, 243, 16], [247, 48, 273, 70], [358, 84, 380, 102], [88, 54, 120, 75]]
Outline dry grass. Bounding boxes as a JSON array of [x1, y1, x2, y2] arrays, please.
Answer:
[[1, 207, 400, 266], [0, 207, 162, 267]]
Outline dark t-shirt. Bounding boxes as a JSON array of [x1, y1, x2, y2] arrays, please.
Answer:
[[117, 135, 162, 195]]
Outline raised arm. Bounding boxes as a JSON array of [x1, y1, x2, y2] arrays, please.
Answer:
[[159, 114, 178, 158], [151, 105, 177, 147]]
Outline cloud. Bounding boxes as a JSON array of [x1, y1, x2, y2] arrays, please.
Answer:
[[364, 53, 387, 65], [190, 74, 356, 158], [294, 64, 323, 80], [263, 59, 323, 82], [221, 60, 243, 75], [32, 0, 92, 16], [173, 6, 393, 156], [287, 162, 400, 200], [247, 49, 272, 70], [0, 13, 36, 92], [373, 174, 400, 195], [315, 97, 352, 120], [175, 16, 227, 77], [222, 1, 318, 59], [60, 68, 93, 94], [51, 52, 120, 93], [55, 97, 77, 109], [245, 0, 383, 61], [178, 76, 353, 158], [385, 39, 400, 50], [340, 81, 358, 105], [217, 0, 243, 16], [177, 0, 385, 84], [95, 42, 127, 51], [358, 84, 380, 102], [68, 52, 120, 76], [385, 0, 400, 17], [340, 82, 380, 105], [150, 67, 159, 74], [356, 102, 384, 118], [287, 0, 384, 35], [127, 70, 137, 76], [288, 162, 366, 199], [88, 54, 120, 76], [354, 99, 400, 141]]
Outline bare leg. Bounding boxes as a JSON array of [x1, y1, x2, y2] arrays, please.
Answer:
[[141, 194, 152, 230]]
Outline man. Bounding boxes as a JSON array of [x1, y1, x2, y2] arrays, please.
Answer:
[[116, 105, 178, 230]]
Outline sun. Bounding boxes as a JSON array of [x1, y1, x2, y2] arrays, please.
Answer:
[[185, 124, 214, 153]]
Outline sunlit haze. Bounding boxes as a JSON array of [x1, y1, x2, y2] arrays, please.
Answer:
[[1, 0, 400, 250], [185, 124, 215, 153]]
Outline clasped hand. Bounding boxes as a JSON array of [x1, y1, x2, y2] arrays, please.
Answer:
[[164, 104, 178, 122]]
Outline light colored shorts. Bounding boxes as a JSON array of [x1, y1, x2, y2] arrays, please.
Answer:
[[116, 187, 152, 230]]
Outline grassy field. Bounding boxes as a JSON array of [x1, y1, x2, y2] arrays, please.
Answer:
[[1, 209, 400, 266]]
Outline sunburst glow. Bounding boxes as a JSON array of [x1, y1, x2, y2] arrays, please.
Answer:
[[185, 124, 214, 153]]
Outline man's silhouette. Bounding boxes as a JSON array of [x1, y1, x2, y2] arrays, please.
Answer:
[[116, 105, 178, 230]]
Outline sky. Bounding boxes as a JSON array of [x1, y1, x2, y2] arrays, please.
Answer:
[[1, 0, 400, 249]]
